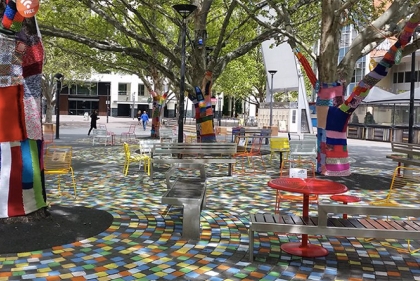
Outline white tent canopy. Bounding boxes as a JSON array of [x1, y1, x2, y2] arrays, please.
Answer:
[[362, 87, 396, 103], [261, 40, 299, 93], [363, 87, 420, 104]]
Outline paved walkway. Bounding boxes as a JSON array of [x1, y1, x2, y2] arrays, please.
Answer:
[[1, 116, 420, 281]]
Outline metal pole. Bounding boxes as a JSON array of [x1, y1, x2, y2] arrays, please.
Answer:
[[177, 19, 187, 143], [268, 71, 277, 127], [270, 75, 274, 126], [132, 92, 135, 120], [218, 97, 222, 126], [184, 97, 188, 124], [106, 84, 110, 123], [408, 32, 417, 144], [54, 74, 62, 139]]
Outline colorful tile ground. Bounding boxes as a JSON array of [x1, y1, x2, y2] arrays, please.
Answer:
[[1, 139, 420, 281]]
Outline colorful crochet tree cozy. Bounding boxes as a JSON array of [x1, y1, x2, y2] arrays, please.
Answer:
[[0, 0, 46, 218], [188, 71, 217, 143], [306, 12, 420, 176]]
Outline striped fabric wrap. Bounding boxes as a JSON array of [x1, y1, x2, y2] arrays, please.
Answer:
[[311, 14, 420, 176], [191, 72, 216, 143], [0, 140, 45, 218], [150, 91, 167, 138], [315, 83, 350, 175], [1, 0, 24, 32], [0, 9, 47, 218]]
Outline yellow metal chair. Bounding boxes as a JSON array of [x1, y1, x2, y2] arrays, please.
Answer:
[[44, 146, 76, 197], [123, 142, 148, 176], [269, 137, 290, 163], [139, 140, 159, 175], [369, 165, 420, 253], [371, 166, 420, 207]]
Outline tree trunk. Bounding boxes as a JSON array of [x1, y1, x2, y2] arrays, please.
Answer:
[[150, 91, 167, 138], [0, 11, 47, 218], [315, 3, 420, 176], [188, 71, 216, 142], [45, 102, 53, 123]]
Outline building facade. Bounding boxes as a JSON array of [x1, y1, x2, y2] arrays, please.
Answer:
[[57, 73, 177, 118]]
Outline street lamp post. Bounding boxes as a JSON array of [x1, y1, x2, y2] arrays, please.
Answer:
[[54, 73, 63, 139], [268, 70, 277, 127], [131, 92, 136, 120], [218, 95, 222, 126], [106, 84, 110, 123], [172, 4, 197, 143], [408, 28, 419, 144]]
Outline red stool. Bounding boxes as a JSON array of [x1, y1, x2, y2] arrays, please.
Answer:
[[330, 195, 361, 219]]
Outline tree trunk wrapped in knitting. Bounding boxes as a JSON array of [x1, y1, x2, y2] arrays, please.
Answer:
[[0, 0, 47, 219]]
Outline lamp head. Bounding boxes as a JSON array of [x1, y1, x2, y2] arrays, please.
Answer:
[[268, 70, 277, 75], [172, 4, 197, 19], [54, 73, 63, 80]]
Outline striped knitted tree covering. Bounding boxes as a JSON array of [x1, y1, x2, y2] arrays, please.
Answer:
[[150, 91, 168, 138], [0, 3, 46, 218], [297, 12, 420, 175], [189, 71, 216, 143]]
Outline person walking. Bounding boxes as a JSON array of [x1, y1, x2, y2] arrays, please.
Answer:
[[88, 109, 99, 136], [137, 110, 142, 125], [140, 111, 149, 131]]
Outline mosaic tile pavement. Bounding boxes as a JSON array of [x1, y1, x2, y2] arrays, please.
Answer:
[[1, 139, 420, 281]]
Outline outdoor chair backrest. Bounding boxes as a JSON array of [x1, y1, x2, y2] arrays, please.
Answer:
[[270, 137, 290, 151], [123, 142, 131, 159], [139, 140, 160, 155], [160, 128, 175, 142], [289, 139, 317, 154], [389, 166, 420, 196], [248, 136, 263, 154], [93, 129, 108, 137], [128, 125, 136, 133], [303, 134, 317, 141], [44, 146, 73, 171]]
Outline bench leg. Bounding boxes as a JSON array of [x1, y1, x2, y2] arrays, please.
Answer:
[[182, 203, 201, 240], [228, 163, 232, 176], [249, 227, 254, 261]]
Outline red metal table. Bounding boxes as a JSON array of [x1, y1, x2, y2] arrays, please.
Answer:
[[268, 177, 348, 257]]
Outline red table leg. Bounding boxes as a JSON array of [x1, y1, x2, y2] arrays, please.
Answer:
[[280, 194, 329, 257]]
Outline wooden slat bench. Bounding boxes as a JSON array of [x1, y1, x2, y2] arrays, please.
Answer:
[[162, 164, 206, 240], [249, 203, 420, 261], [387, 142, 420, 169], [150, 142, 237, 179]]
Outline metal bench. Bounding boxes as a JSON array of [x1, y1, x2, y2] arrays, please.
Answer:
[[162, 163, 206, 240], [387, 142, 420, 174], [150, 142, 237, 179], [249, 203, 420, 261]]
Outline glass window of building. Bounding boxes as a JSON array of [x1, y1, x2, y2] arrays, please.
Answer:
[[138, 84, 145, 96], [77, 82, 97, 96], [118, 83, 128, 95]]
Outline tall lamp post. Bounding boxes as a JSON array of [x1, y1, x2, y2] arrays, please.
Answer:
[[54, 73, 63, 139], [172, 4, 197, 143], [218, 95, 222, 126], [408, 28, 419, 144], [106, 83, 110, 123], [131, 92, 136, 120], [268, 70, 277, 127]]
